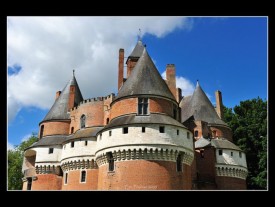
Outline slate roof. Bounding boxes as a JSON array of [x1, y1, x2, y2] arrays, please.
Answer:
[[126, 40, 145, 63], [42, 72, 83, 121], [30, 135, 68, 148], [116, 48, 175, 101], [65, 127, 103, 142], [103, 113, 186, 130], [180, 82, 227, 126], [194, 138, 242, 151]]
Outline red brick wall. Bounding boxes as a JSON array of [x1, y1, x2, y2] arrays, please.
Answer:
[[111, 98, 175, 121], [31, 174, 62, 190], [210, 126, 233, 142], [215, 176, 246, 190], [196, 147, 216, 183], [70, 101, 104, 132], [149, 98, 174, 117], [39, 121, 70, 137], [110, 98, 137, 120], [98, 160, 191, 190], [62, 169, 98, 190]]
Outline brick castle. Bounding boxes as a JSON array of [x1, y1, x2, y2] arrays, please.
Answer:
[[22, 39, 248, 190]]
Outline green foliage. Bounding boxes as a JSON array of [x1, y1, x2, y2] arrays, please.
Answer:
[[8, 133, 38, 190], [223, 97, 267, 189]]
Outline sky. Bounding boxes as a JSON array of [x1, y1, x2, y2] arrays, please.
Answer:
[[7, 16, 267, 149]]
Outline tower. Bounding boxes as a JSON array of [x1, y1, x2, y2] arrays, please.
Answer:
[[95, 41, 194, 190]]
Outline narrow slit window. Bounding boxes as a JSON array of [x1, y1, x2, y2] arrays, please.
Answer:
[[40, 125, 44, 139], [123, 127, 128, 134], [177, 129, 179, 135], [106, 118, 109, 124], [27, 178, 32, 190], [239, 152, 242, 158], [81, 171, 86, 183], [109, 131, 112, 137], [231, 152, 233, 156], [85, 140, 88, 146], [71, 127, 74, 134], [176, 154, 182, 172], [71, 141, 74, 148], [64, 173, 68, 184], [49, 148, 54, 154], [187, 132, 190, 139], [107, 152, 114, 172], [159, 126, 165, 133], [219, 149, 223, 155]]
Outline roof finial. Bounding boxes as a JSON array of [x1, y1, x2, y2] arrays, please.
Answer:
[[138, 28, 142, 41], [196, 79, 199, 87], [73, 69, 75, 76]]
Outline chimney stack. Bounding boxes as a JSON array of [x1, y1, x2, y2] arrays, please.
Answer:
[[215, 90, 224, 120], [67, 85, 75, 111], [118, 48, 124, 90], [55, 91, 61, 100], [166, 64, 177, 99]]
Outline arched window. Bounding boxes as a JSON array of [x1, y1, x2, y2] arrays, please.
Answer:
[[40, 125, 44, 139], [80, 115, 86, 129]]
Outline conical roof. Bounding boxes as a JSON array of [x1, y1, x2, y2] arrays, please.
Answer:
[[42, 72, 83, 121], [180, 82, 227, 125], [126, 40, 145, 63], [116, 48, 176, 101]]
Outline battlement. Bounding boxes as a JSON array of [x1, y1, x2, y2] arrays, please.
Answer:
[[70, 93, 115, 111]]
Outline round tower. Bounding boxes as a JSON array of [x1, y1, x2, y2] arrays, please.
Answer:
[[95, 43, 194, 190]]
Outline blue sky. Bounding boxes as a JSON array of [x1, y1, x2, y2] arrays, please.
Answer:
[[7, 17, 267, 148]]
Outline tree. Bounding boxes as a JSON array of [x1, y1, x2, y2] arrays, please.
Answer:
[[8, 133, 38, 190], [223, 97, 267, 189]]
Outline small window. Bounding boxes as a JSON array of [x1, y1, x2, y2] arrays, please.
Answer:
[[200, 150, 204, 158], [109, 131, 112, 137], [85, 140, 88, 146], [100, 133, 102, 140], [64, 173, 68, 184], [159, 126, 165, 133], [239, 152, 242, 158], [27, 178, 32, 190], [194, 130, 198, 137], [177, 130, 179, 135], [173, 109, 177, 119], [81, 171, 86, 183], [80, 114, 86, 129], [123, 127, 128, 134], [106, 118, 109, 124], [218, 149, 222, 155], [176, 154, 182, 172], [231, 152, 233, 156], [107, 152, 114, 172], [187, 132, 190, 139], [71, 141, 74, 148], [49, 148, 54, 154], [40, 125, 44, 139], [71, 127, 74, 134], [138, 98, 148, 115], [142, 127, 145, 133]]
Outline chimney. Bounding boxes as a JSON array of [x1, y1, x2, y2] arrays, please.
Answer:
[[215, 90, 224, 120], [118, 48, 124, 90], [166, 64, 177, 99], [67, 85, 75, 111], [55, 91, 61, 100]]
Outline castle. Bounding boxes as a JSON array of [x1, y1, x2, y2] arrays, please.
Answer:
[[22, 39, 248, 190]]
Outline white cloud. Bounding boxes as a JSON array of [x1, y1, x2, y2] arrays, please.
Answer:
[[8, 142, 14, 150], [7, 16, 193, 123], [161, 71, 195, 97]]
